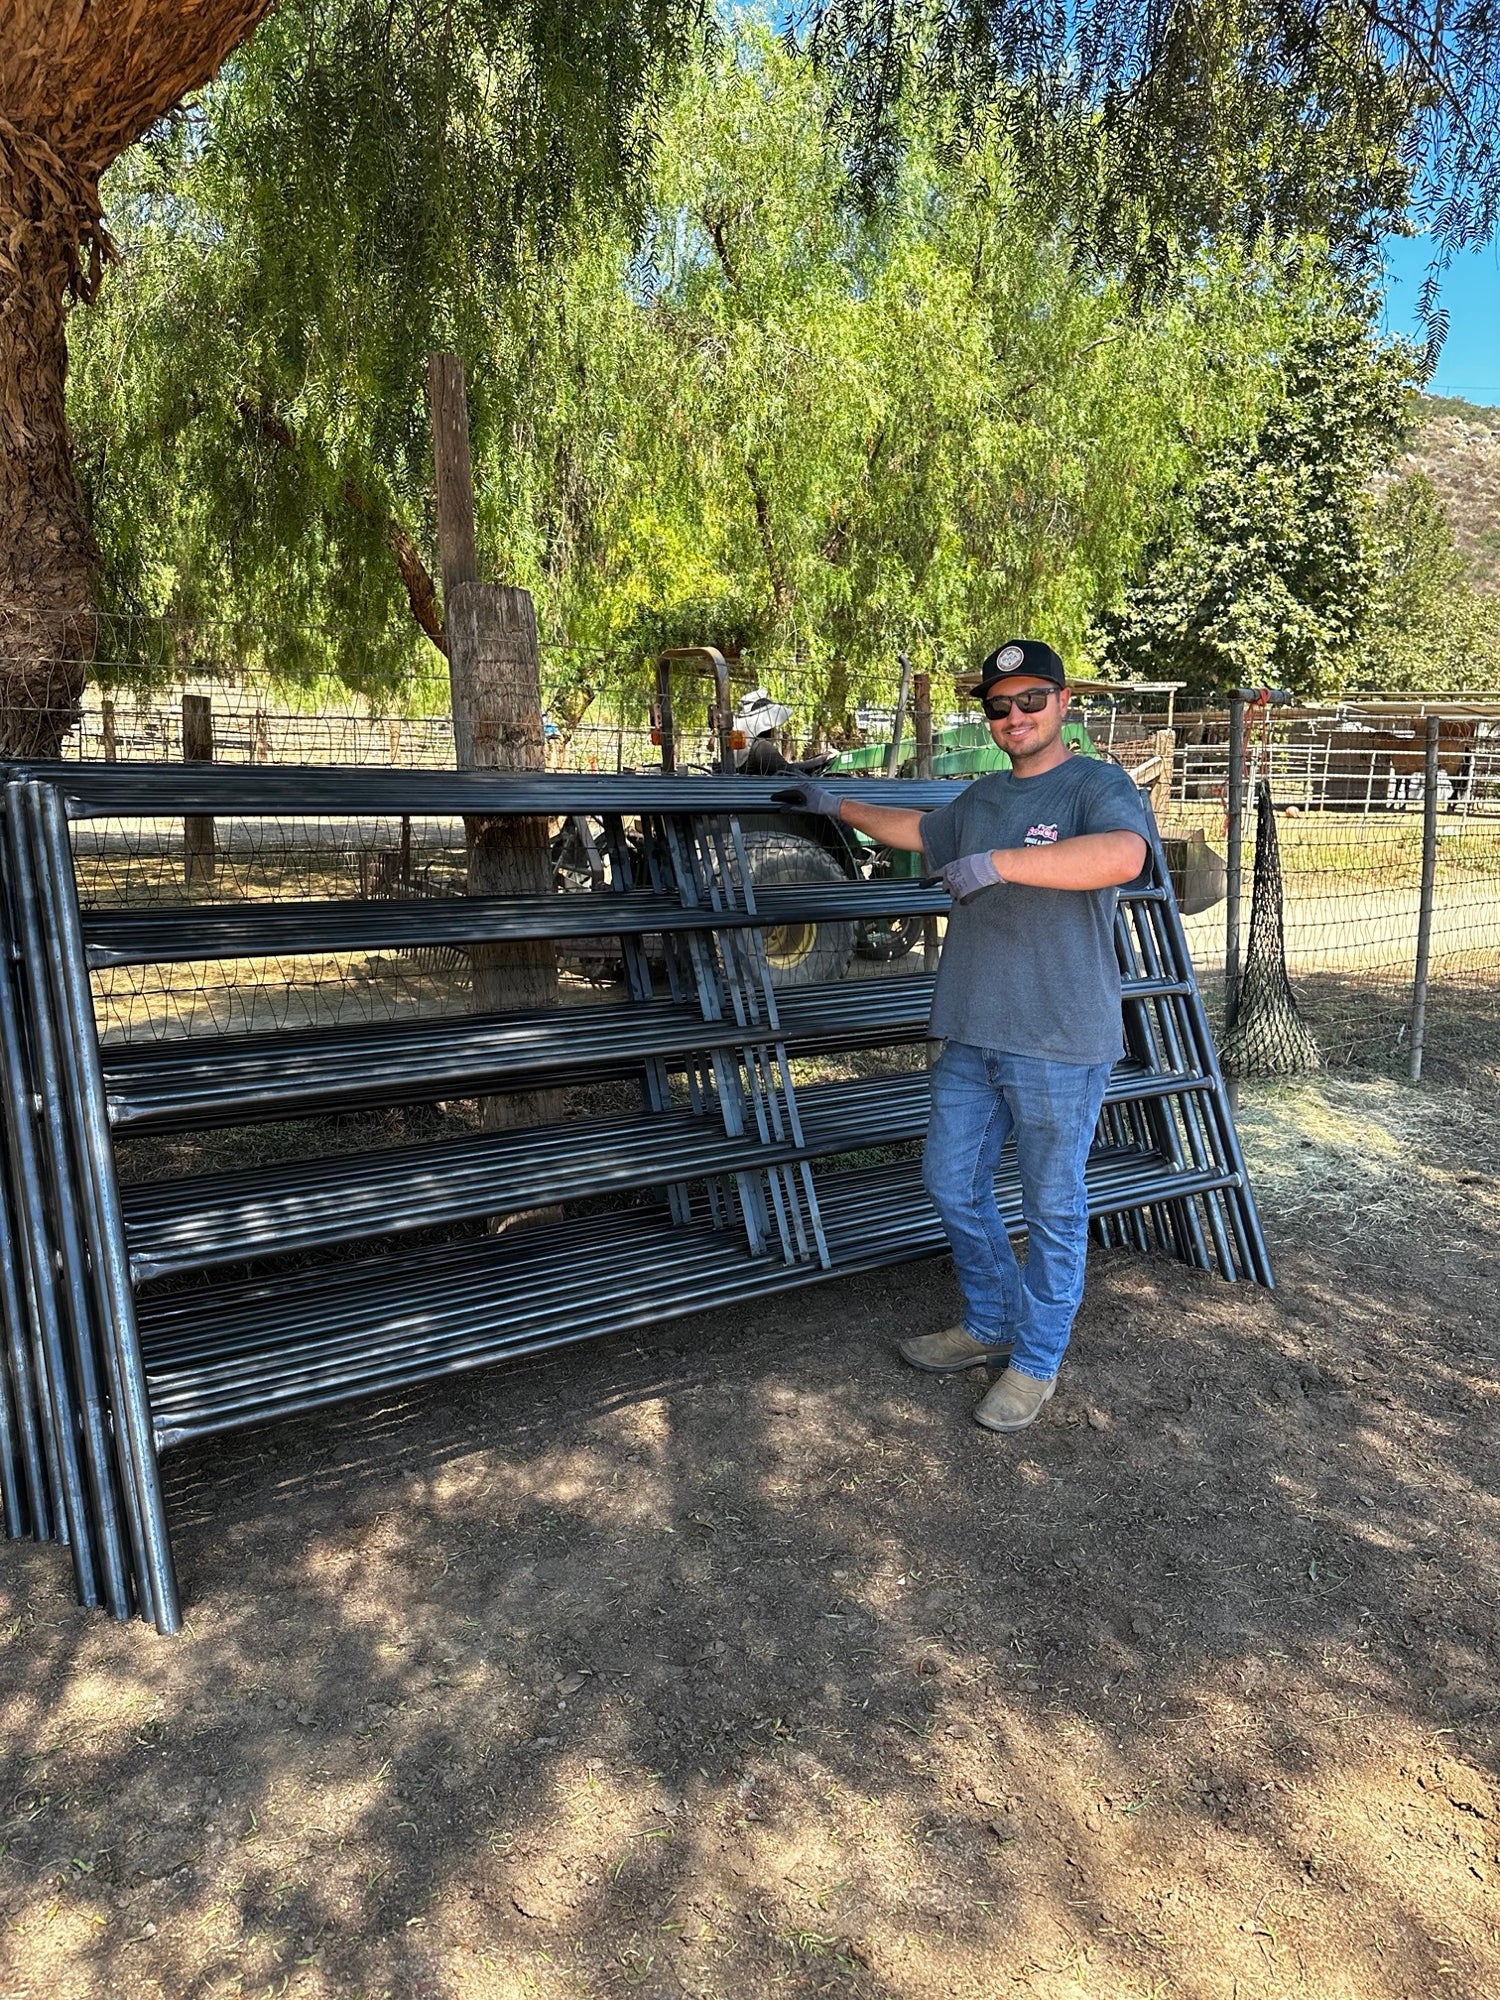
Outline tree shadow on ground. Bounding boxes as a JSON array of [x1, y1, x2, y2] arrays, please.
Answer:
[[1, 1100, 1497, 2000]]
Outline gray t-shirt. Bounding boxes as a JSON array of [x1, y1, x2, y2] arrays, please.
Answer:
[[920, 755, 1150, 1065]]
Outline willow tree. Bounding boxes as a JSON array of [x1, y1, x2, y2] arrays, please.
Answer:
[[70, 25, 1416, 712], [801, 0, 1500, 278], [548, 36, 1317, 698], [6, 0, 1500, 749], [0, 0, 705, 751]]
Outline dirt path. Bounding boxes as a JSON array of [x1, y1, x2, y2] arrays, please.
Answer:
[[2, 1076, 1498, 2000]]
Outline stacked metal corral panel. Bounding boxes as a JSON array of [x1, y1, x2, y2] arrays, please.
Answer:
[[0, 765, 1271, 1633]]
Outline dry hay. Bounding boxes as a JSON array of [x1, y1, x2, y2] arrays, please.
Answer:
[[1236, 1072, 1500, 1247]]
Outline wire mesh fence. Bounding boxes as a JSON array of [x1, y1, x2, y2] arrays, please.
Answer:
[[5, 608, 1499, 1081], [1160, 709, 1500, 1079], [76, 806, 949, 1050]]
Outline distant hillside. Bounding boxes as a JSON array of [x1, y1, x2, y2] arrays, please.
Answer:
[[1404, 396, 1500, 594]]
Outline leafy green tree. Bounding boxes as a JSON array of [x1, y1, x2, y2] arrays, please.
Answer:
[[539, 40, 1325, 711], [73, 27, 1311, 722], [1095, 291, 1423, 696], [12, 0, 1500, 747], [3, 0, 706, 747], [805, 0, 1440, 274], [1359, 473, 1500, 692]]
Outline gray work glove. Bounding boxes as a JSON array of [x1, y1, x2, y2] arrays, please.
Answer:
[[772, 780, 843, 818], [939, 851, 1003, 901]]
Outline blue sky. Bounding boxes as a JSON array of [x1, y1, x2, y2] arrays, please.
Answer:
[[1382, 233, 1500, 405]]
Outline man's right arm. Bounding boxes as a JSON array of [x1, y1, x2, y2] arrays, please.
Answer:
[[833, 799, 927, 852], [773, 780, 928, 854]]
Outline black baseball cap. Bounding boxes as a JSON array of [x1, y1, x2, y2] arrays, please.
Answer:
[[976, 639, 1066, 695]]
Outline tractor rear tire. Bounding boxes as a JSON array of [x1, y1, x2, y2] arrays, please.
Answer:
[[742, 831, 858, 988]]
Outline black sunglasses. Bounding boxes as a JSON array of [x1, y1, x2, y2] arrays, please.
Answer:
[[981, 686, 1057, 720]]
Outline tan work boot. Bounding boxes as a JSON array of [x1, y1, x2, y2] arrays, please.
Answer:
[[973, 1366, 1056, 1432], [898, 1326, 1012, 1374]]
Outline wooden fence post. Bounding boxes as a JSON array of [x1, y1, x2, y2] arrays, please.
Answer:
[[886, 652, 914, 777], [1225, 693, 1246, 1026], [914, 670, 937, 981], [1149, 727, 1176, 821], [182, 693, 216, 888], [101, 698, 116, 762], [429, 353, 557, 1131], [1409, 716, 1441, 1085]]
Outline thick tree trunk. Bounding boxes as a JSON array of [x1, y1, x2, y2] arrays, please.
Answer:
[[0, 201, 96, 756], [1, 0, 280, 753], [447, 581, 561, 1137]]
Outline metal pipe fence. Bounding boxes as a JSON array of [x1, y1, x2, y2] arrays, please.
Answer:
[[0, 763, 1268, 1629], [1174, 737, 1500, 815], [1162, 754, 1500, 1079]]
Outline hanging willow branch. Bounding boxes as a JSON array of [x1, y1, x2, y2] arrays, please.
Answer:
[[796, 0, 1500, 292]]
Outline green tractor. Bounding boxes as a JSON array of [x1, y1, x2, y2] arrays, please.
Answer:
[[646, 647, 1104, 985]]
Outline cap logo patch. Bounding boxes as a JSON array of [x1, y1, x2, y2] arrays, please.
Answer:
[[995, 644, 1025, 671]]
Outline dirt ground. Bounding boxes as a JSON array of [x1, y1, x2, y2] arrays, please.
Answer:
[[2, 1071, 1498, 2000]]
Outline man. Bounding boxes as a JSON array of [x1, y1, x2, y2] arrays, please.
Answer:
[[780, 639, 1148, 1433], [732, 689, 796, 774]]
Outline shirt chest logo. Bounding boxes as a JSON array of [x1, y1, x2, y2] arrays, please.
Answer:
[[1024, 822, 1060, 846]]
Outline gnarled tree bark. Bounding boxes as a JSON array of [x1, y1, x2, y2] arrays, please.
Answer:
[[0, 189, 98, 754], [0, 0, 278, 753]]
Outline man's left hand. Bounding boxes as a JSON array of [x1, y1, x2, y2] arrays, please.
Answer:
[[939, 851, 1003, 901]]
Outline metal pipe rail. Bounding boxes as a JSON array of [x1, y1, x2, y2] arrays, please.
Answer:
[[120, 1057, 1214, 1281], [79, 878, 954, 967], [102, 968, 1197, 1133], [0, 764, 1271, 1635], [134, 1146, 1243, 1448], [6, 761, 968, 821]]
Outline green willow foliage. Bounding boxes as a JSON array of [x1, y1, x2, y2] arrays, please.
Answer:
[[69, 0, 707, 690], [522, 40, 1303, 701], [801, 0, 1493, 301], [69, 23, 1421, 708]]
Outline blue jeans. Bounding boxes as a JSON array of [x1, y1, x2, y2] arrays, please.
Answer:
[[921, 1043, 1112, 1383]]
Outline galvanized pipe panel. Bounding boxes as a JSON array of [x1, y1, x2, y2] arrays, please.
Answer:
[[0, 768, 1270, 1627]]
